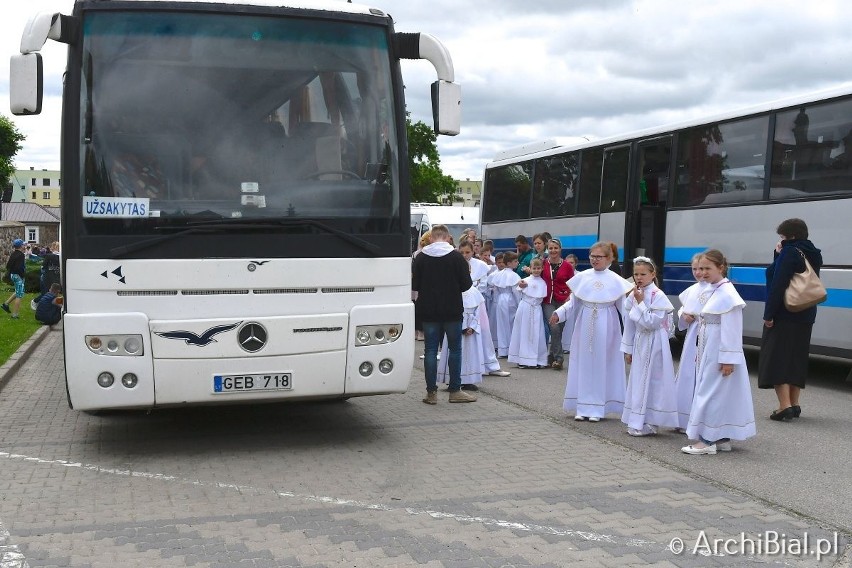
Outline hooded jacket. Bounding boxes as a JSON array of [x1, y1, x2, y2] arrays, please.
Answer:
[[412, 241, 472, 323]]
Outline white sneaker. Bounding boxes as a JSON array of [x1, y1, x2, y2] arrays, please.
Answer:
[[31, 299, 38, 311], [587, 416, 600, 422], [627, 424, 656, 436], [574, 415, 586, 421], [681, 444, 717, 455], [488, 370, 511, 377], [716, 441, 732, 452]]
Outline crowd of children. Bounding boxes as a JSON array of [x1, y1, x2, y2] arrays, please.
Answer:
[[423, 230, 756, 456]]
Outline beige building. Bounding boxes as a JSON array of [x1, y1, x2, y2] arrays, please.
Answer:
[[5, 167, 62, 207], [441, 178, 481, 207]]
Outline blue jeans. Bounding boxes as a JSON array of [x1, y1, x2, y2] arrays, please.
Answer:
[[423, 320, 463, 392]]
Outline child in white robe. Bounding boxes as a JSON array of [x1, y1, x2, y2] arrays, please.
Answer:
[[508, 258, 548, 368], [437, 285, 488, 388], [485, 253, 505, 348], [683, 249, 757, 455], [674, 254, 707, 432], [620, 257, 679, 436], [490, 252, 521, 358], [551, 241, 633, 421]]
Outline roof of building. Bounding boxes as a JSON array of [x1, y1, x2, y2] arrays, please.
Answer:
[[0, 202, 60, 223]]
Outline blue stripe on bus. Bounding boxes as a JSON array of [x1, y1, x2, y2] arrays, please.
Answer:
[[823, 288, 852, 309], [665, 247, 707, 263]]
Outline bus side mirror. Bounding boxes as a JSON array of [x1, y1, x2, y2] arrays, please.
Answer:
[[431, 80, 461, 136], [10, 53, 44, 115]]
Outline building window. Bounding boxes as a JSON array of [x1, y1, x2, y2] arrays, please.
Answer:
[[32, 191, 37, 200], [43, 191, 50, 200], [31, 178, 36, 185], [27, 227, 38, 243], [42, 178, 50, 186]]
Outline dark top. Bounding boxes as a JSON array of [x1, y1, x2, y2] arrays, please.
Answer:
[[35, 292, 62, 325], [764, 239, 823, 324], [412, 249, 472, 323], [5, 249, 25, 278]]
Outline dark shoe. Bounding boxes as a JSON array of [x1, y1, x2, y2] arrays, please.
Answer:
[[551, 359, 563, 370], [792, 405, 801, 418], [770, 407, 795, 421], [1, 303, 9, 313], [547, 354, 554, 366], [460, 384, 479, 391]]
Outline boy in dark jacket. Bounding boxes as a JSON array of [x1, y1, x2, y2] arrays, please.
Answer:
[[3, 239, 27, 318]]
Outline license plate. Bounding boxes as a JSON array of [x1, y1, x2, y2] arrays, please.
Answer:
[[213, 373, 292, 393]]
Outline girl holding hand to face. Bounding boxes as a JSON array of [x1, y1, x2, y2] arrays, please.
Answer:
[[620, 257, 679, 436], [682, 250, 756, 455]]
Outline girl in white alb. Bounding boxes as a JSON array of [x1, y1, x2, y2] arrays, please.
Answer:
[[490, 254, 521, 358], [437, 284, 487, 387], [674, 255, 707, 432], [551, 242, 633, 421], [620, 257, 679, 436], [683, 250, 757, 455], [508, 259, 549, 368]]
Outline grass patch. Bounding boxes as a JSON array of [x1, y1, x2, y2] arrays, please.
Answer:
[[0, 288, 43, 367]]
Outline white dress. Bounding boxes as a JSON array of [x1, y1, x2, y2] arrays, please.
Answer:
[[555, 268, 633, 419], [470, 258, 501, 373], [490, 268, 521, 357], [508, 275, 548, 367], [686, 279, 757, 442], [674, 281, 709, 429], [620, 283, 679, 430], [437, 286, 486, 385]]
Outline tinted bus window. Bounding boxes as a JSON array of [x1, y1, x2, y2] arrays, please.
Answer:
[[531, 152, 579, 218], [674, 116, 769, 207], [578, 148, 603, 214], [771, 98, 852, 199], [482, 162, 534, 222], [601, 146, 629, 213]]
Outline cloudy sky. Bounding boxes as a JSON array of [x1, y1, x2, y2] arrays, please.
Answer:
[[3, 0, 852, 181]]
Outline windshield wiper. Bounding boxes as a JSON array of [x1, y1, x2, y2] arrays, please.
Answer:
[[109, 218, 381, 258], [108, 222, 283, 259]]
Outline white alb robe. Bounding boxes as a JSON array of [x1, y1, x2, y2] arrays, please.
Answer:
[[508, 275, 548, 367], [620, 283, 678, 430], [437, 286, 486, 385], [490, 268, 521, 357], [555, 268, 633, 418], [674, 281, 709, 429], [686, 279, 757, 442]]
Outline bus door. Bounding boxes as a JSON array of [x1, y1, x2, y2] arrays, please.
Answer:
[[597, 144, 631, 272], [624, 137, 671, 280]]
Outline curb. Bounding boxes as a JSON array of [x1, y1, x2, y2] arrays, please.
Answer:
[[0, 325, 53, 394]]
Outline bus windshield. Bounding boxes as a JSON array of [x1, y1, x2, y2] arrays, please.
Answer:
[[79, 10, 399, 236]]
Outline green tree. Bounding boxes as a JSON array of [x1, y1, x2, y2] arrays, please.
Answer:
[[406, 115, 456, 203], [0, 114, 26, 194]]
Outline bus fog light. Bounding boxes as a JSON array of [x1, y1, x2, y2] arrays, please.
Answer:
[[88, 336, 102, 350], [356, 329, 370, 344], [124, 336, 142, 354], [374, 329, 385, 341], [121, 373, 138, 388], [359, 361, 373, 376], [378, 359, 393, 374], [107, 340, 119, 352], [97, 372, 114, 388], [387, 326, 400, 339]]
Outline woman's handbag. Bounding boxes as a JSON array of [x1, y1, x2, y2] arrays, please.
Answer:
[[784, 248, 827, 312]]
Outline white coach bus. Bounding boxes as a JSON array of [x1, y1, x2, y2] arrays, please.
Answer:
[[10, 0, 462, 410], [480, 86, 852, 359]]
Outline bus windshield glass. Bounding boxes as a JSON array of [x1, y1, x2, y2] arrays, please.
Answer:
[[79, 10, 399, 236]]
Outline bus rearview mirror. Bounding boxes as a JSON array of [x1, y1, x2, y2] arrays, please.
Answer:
[[10, 53, 44, 116], [431, 80, 461, 136]]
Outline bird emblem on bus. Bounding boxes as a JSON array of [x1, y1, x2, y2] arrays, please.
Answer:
[[155, 322, 241, 346]]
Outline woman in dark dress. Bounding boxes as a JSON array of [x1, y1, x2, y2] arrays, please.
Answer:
[[758, 218, 822, 421]]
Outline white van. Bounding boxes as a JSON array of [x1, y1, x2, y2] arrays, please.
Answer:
[[410, 204, 479, 252]]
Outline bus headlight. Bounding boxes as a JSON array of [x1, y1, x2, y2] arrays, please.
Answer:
[[354, 325, 403, 347], [121, 373, 138, 388], [97, 372, 115, 388], [358, 361, 373, 376], [378, 359, 393, 374], [86, 334, 145, 356]]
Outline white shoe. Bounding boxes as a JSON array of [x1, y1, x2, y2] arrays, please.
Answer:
[[627, 424, 656, 436], [574, 415, 586, 421], [681, 444, 717, 455], [587, 416, 600, 422], [488, 370, 511, 377], [716, 441, 732, 452], [31, 299, 38, 311]]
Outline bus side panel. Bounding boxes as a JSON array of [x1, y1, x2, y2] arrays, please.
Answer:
[[598, 212, 626, 261]]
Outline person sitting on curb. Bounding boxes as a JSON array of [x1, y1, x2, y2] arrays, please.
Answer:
[[35, 283, 63, 326]]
